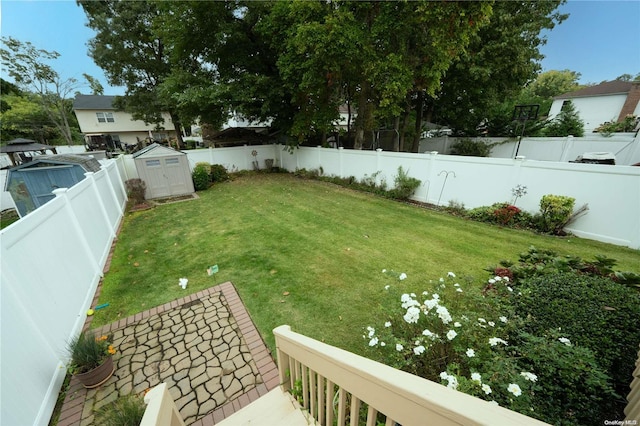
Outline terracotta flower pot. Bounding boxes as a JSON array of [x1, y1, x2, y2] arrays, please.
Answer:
[[74, 355, 115, 389]]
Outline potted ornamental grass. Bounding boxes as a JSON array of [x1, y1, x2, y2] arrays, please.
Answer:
[[67, 331, 117, 388]]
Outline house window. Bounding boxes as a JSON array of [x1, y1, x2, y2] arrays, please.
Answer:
[[560, 100, 571, 112], [96, 112, 115, 123]]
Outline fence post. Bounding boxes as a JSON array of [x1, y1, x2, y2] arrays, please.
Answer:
[[560, 135, 574, 162], [102, 163, 127, 221], [84, 172, 116, 239], [338, 147, 344, 178], [209, 145, 215, 164], [426, 151, 439, 205], [375, 148, 383, 185]]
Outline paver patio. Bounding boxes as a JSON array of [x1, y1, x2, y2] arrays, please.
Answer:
[[56, 281, 280, 426]]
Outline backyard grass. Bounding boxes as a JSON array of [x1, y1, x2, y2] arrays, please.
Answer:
[[92, 173, 640, 355]]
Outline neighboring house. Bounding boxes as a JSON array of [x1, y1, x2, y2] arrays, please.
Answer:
[[72, 95, 178, 148], [549, 80, 640, 133]]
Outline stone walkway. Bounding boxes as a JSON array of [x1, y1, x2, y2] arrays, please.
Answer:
[[57, 282, 280, 425]]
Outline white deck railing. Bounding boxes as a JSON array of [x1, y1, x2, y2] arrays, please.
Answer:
[[140, 383, 186, 426], [274, 325, 549, 426]]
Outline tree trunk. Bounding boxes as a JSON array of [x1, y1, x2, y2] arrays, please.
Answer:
[[411, 91, 425, 153], [399, 104, 412, 151], [393, 116, 400, 152], [354, 84, 372, 150], [170, 112, 184, 149]]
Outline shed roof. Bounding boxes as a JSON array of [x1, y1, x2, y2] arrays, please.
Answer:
[[9, 154, 102, 173], [132, 143, 185, 158], [554, 80, 635, 99], [73, 95, 117, 110]]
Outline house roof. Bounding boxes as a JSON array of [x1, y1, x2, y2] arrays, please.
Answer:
[[554, 80, 635, 99], [73, 95, 117, 110], [8, 154, 102, 173], [132, 143, 185, 158]]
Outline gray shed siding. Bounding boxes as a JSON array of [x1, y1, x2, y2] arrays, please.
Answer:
[[133, 144, 194, 199]]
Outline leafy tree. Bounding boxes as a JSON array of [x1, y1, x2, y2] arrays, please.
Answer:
[[258, 1, 492, 148], [614, 73, 640, 82], [480, 69, 581, 137], [542, 100, 584, 136], [154, 1, 281, 132], [82, 73, 104, 96], [425, 1, 567, 138], [1, 37, 81, 145], [79, 0, 186, 147]]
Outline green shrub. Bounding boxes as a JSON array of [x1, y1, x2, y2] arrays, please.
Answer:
[[366, 270, 618, 424], [539, 194, 575, 234], [388, 166, 420, 200], [445, 200, 466, 216], [210, 164, 229, 183], [450, 138, 492, 157], [125, 179, 146, 205], [183, 139, 198, 150], [513, 272, 640, 420], [466, 203, 533, 228], [192, 162, 211, 191], [94, 394, 146, 426], [466, 205, 497, 223], [508, 331, 616, 425]]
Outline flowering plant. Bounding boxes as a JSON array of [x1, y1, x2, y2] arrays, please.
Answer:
[[67, 331, 116, 374], [364, 270, 614, 423]]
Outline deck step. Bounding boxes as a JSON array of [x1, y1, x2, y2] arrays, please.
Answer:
[[216, 387, 311, 426]]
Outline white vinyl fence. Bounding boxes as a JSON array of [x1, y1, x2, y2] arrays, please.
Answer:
[[115, 143, 640, 249], [420, 133, 640, 165], [281, 146, 640, 249], [0, 160, 127, 426]]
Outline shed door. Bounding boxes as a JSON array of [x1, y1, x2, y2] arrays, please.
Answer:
[[164, 157, 191, 195], [143, 157, 191, 199]]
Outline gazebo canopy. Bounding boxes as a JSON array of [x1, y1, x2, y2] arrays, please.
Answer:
[[0, 138, 57, 166]]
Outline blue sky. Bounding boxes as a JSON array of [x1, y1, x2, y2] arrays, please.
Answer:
[[1, 0, 639, 96]]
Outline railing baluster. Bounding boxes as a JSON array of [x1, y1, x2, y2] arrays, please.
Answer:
[[326, 380, 335, 426], [302, 364, 309, 409], [318, 375, 326, 426], [365, 405, 378, 426], [288, 357, 296, 389], [349, 395, 361, 426], [337, 387, 347, 426], [277, 348, 290, 391], [293, 359, 300, 385], [310, 368, 317, 419], [385, 416, 394, 426]]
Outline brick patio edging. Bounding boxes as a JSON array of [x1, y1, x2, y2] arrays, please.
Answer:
[[57, 282, 280, 426]]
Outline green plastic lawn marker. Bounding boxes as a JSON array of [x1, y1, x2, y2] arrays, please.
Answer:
[[207, 265, 219, 276]]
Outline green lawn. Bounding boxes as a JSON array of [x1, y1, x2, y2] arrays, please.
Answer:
[[93, 173, 640, 355]]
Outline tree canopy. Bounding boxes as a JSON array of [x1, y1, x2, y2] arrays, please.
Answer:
[[79, 0, 186, 146], [425, 1, 568, 137], [1, 37, 81, 145], [79, 0, 569, 149]]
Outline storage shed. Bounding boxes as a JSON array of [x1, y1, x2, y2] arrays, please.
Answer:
[[4, 154, 102, 216], [133, 144, 194, 199]]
